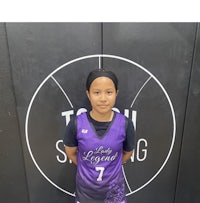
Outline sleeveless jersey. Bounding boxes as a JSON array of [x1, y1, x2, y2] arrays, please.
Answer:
[[75, 112, 127, 203]]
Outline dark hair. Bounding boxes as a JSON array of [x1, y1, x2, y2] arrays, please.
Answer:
[[86, 69, 118, 91]]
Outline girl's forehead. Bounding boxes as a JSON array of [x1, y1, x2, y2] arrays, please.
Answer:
[[90, 77, 115, 88]]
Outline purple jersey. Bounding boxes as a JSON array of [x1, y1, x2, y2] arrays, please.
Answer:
[[75, 112, 127, 203]]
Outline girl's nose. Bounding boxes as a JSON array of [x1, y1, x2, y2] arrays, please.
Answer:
[[100, 93, 106, 101]]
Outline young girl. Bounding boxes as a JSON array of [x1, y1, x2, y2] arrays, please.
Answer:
[[64, 69, 135, 203]]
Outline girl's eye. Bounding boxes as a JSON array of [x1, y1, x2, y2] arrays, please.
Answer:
[[107, 91, 113, 95]]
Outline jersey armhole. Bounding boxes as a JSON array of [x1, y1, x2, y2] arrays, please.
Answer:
[[74, 116, 77, 136], [125, 117, 129, 133]]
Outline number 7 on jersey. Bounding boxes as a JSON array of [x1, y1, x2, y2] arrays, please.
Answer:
[[95, 167, 105, 181]]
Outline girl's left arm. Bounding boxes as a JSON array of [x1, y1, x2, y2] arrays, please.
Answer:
[[122, 150, 134, 164]]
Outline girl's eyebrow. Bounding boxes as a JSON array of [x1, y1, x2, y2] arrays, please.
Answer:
[[93, 88, 114, 91]]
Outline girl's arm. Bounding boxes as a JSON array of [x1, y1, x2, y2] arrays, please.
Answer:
[[122, 150, 134, 164], [65, 146, 78, 165]]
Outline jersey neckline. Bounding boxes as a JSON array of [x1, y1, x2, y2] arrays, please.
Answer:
[[86, 111, 117, 139]]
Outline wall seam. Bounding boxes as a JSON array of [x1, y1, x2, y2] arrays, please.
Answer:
[[173, 23, 199, 203], [100, 22, 104, 69], [4, 23, 31, 203]]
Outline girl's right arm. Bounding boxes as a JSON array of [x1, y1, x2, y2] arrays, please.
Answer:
[[65, 146, 78, 165]]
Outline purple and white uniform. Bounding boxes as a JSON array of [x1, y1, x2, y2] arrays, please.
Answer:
[[75, 112, 127, 203]]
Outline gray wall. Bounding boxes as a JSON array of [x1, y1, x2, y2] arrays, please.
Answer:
[[0, 23, 199, 203]]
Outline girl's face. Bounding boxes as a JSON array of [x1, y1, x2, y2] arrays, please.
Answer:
[[86, 77, 118, 116]]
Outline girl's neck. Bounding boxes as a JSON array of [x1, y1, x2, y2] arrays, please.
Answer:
[[90, 110, 114, 122]]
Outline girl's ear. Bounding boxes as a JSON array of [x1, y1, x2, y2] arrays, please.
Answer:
[[86, 90, 90, 100], [116, 90, 119, 96]]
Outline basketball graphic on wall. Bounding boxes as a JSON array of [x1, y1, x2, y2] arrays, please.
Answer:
[[25, 54, 176, 197]]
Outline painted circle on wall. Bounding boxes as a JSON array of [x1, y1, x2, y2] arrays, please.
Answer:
[[25, 54, 176, 197]]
